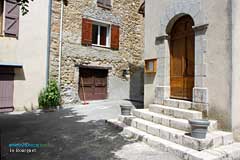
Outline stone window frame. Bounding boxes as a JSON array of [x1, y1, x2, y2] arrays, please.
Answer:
[[97, 0, 112, 10], [92, 21, 111, 48], [154, 1, 209, 113]]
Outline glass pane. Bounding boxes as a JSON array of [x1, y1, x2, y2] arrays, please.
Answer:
[[100, 26, 107, 46], [92, 24, 98, 45], [147, 61, 154, 71]]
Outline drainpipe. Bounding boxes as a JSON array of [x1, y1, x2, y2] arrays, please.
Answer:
[[58, 0, 64, 88], [46, 0, 53, 86]]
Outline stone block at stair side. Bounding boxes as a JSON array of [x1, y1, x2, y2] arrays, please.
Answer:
[[153, 115, 162, 124], [163, 99, 192, 109], [147, 125, 160, 137], [164, 99, 179, 108], [173, 109, 202, 120], [136, 120, 147, 132], [149, 104, 202, 120], [118, 115, 135, 126]]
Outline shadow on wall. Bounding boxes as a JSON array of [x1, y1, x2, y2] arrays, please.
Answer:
[[14, 67, 25, 80], [128, 63, 144, 109]]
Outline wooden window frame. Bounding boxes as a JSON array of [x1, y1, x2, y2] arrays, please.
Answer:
[[82, 18, 119, 50], [92, 22, 110, 48], [144, 59, 157, 73]]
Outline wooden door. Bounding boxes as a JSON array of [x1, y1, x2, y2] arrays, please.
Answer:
[[79, 68, 108, 101], [170, 15, 194, 101], [0, 67, 14, 112]]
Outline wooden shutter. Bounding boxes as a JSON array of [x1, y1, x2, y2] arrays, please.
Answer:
[[82, 18, 92, 46], [111, 25, 119, 50], [5, 0, 20, 38]]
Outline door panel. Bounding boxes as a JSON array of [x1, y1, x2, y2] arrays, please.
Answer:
[[0, 67, 14, 112], [170, 15, 194, 101], [79, 68, 108, 101]]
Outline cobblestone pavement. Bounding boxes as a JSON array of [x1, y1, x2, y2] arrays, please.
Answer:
[[0, 100, 181, 160]]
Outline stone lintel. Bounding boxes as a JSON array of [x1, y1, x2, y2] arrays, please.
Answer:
[[192, 24, 209, 32], [155, 34, 169, 45]]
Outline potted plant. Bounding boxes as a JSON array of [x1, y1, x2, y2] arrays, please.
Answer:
[[38, 80, 61, 112], [120, 104, 133, 116], [189, 119, 210, 139]]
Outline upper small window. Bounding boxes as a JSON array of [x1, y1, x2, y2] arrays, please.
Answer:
[[92, 23, 110, 47], [97, 0, 112, 10]]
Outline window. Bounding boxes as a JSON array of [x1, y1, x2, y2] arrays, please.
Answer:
[[97, 0, 112, 9], [92, 23, 110, 47], [0, 0, 19, 38], [82, 18, 120, 50], [145, 59, 157, 73]]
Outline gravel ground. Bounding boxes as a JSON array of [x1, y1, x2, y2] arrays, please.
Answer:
[[0, 100, 181, 160]]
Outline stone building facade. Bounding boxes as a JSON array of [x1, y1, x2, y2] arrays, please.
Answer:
[[49, 0, 144, 104]]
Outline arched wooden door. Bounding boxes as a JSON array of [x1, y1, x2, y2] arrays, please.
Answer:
[[170, 15, 194, 101]]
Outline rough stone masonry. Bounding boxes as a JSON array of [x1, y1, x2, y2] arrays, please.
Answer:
[[49, 0, 144, 104]]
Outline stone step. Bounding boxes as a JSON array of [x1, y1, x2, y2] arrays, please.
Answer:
[[132, 109, 218, 132], [149, 104, 202, 120], [131, 118, 233, 151], [163, 99, 192, 109], [122, 126, 240, 160]]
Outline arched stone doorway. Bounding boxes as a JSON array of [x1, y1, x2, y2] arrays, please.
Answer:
[[154, 2, 209, 116], [169, 15, 195, 101]]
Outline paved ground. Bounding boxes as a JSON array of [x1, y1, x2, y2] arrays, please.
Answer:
[[0, 100, 181, 160]]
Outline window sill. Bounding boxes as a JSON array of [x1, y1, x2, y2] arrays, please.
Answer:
[[0, 34, 18, 39], [97, 3, 112, 10], [92, 44, 111, 49], [145, 71, 156, 74]]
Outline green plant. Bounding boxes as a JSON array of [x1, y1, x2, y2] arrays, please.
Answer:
[[38, 80, 60, 109]]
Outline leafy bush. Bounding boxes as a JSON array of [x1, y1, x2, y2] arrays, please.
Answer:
[[38, 80, 60, 109]]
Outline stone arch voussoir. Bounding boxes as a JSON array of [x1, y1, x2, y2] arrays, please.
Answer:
[[160, 0, 207, 35]]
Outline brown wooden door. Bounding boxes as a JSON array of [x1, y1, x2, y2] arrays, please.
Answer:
[[170, 15, 194, 101], [0, 67, 14, 112], [79, 68, 108, 101]]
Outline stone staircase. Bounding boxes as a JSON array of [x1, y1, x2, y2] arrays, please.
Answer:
[[108, 99, 240, 160]]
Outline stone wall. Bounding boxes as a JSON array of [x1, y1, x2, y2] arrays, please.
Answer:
[[49, 0, 144, 104]]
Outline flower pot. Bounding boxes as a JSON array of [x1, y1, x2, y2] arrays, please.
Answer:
[[120, 105, 132, 116], [189, 119, 210, 139]]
